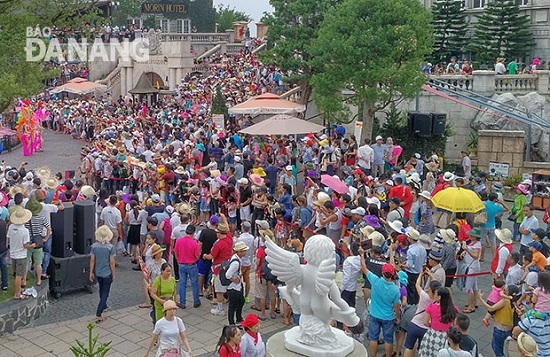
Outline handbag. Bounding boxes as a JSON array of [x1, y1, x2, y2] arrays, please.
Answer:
[[507, 213, 518, 222], [159, 347, 181, 357], [417, 328, 448, 357], [474, 210, 487, 225]]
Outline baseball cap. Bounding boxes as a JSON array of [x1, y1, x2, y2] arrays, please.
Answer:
[[151, 194, 160, 203], [234, 156, 242, 162], [285, 165, 293, 171], [528, 241, 543, 251], [382, 263, 395, 276], [375, 135, 383, 141], [397, 234, 408, 245], [350, 207, 366, 216], [238, 177, 249, 185], [414, 153, 421, 159], [532, 228, 547, 239]]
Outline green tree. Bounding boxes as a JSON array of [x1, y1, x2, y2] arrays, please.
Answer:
[[311, 0, 433, 142], [431, 0, 469, 62], [110, 0, 142, 27], [215, 4, 251, 33], [261, 0, 341, 105], [469, 0, 534, 64], [211, 87, 229, 124]]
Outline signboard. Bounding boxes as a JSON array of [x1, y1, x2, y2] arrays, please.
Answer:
[[141, 1, 188, 15], [489, 161, 510, 179], [212, 114, 225, 129]]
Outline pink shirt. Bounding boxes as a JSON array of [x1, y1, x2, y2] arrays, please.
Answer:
[[425, 302, 459, 332], [173, 235, 200, 264], [534, 287, 550, 313], [487, 286, 503, 304]]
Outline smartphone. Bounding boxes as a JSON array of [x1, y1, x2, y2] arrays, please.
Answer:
[[360, 239, 372, 251]]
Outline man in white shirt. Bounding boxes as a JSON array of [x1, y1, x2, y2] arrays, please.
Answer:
[[99, 195, 123, 245], [518, 205, 539, 258], [461, 150, 472, 178], [505, 252, 523, 286], [225, 241, 248, 325], [236, 221, 256, 303], [357, 138, 374, 175]]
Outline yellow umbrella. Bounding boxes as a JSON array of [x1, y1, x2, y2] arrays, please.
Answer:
[[432, 187, 484, 213]]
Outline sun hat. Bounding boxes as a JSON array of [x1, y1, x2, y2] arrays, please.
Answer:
[[443, 172, 455, 182], [216, 222, 230, 234], [163, 300, 178, 312], [369, 231, 386, 247], [360, 225, 375, 238], [10, 208, 32, 225], [25, 199, 42, 215], [382, 263, 395, 276], [151, 243, 165, 257], [389, 220, 406, 234], [406, 227, 421, 241], [513, 184, 529, 195], [9, 186, 23, 197], [428, 251, 443, 261], [252, 167, 267, 177], [174, 166, 186, 174], [151, 194, 161, 203], [234, 156, 242, 162], [494, 228, 512, 244], [492, 182, 503, 191], [366, 196, 381, 209], [233, 241, 249, 252], [210, 169, 221, 178], [241, 313, 260, 329], [95, 225, 113, 243], [397, 270, 408, 285], [440, 229, 457, 244], [364, 215, 381, 228], [528, 241, 543, 251], [350, 207, 366, 216], [419, 191, 432, 200], [313, 192, 331, 206], [35, 167, 51, 179], [419, 234, 432, 250], [44, 177, 59, 190], [214, 176, 227, 186], [165, 205, 174, 214], [256, 220, 270, 230], [467, 226, 483, 239], [517, 332, 538, 357], [238, 177, 249, 185], [250, 173, 264, 186]]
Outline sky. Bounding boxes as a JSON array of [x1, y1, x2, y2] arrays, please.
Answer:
[[213, 0, 274, 36]]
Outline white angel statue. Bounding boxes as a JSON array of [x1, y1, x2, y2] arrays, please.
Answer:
[[265, 234, 362, 356]]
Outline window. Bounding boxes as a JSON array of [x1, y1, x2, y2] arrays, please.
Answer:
[[155, 18, 169, 32], [516, 0, 528, 5], [127, 18, 142, 29], [183, 19, 191, 34], [169, 19, 182, 33], [473, 0, 485, 8]]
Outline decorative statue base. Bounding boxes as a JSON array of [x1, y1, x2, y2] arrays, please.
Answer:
[[285, 325, 354, 357]]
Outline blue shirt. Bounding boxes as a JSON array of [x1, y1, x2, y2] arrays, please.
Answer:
[[91, 242, 115, 278], [265, 165, 279, 189], [371, 144, 389, 165], [484, 201, 503, 229], [519, 316, 550, 356], [367, 272, 400, 320], [405, 242, 427, 274]]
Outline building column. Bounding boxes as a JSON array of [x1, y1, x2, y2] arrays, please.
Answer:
[[126, 67, 133, 96], [120, 67, 127, 96], [169, 68, 176, 90], [176, 68, 183, 86]]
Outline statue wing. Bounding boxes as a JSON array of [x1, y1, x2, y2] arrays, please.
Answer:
[[265, 236, 302, 287], [315, 257, 337, 296]]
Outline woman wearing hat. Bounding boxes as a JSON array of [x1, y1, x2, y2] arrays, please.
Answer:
[[140, 243, 166, 309], [144, 300, 194, 357], [239, 313, 266, 357], [438, 229, 459, 290], [90, 226, 116, 323], [516, 332, 539, 357], [150, 262, 176, 324], [511, 184, 528, 241], [460, 227, 482, 313], [416, 191, 435, 236]]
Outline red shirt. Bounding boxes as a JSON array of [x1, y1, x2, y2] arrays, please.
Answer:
[[389, 185, 414, 218], [211, 235, 233, 274], [219, 343, 240, 357], [173, 235, 200, 264]]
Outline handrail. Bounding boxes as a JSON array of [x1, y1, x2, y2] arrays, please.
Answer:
[[196, 44, 222, 62]]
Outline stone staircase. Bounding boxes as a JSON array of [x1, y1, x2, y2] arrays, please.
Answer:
[[97, 65, 121, 98]]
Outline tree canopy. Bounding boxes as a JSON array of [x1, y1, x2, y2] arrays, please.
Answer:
[[215, 4, 251, 33], [431, 0, 469, 63], [469, 0, 534, 64], [311, 0, 433, 141]]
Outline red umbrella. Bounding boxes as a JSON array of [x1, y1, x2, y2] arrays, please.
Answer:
[[321, 174, 349, 194]]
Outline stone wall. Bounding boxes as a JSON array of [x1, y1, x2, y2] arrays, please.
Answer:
[[0, 282, 48, 335], [477, 130, 525, 177]]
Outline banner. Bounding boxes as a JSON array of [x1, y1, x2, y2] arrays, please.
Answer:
[[141, 1, 188, 15]]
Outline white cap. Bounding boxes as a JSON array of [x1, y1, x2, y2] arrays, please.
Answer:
[[385, 180, 394, 186], [285, 165, 293, 171], [234, 156, 241, 162], [238, 178, 249, 185], [375, 135, 383, 141], [414, 153, 421, 159], [350, 207, 366, 216], [320, 134, 328, 140]]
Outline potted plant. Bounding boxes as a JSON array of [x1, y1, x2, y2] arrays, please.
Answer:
[[466, 131, 478, 157], [502, 175, 523, 202]]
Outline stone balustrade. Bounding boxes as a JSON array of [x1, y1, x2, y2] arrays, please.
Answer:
[[428, 70, 550, 95]]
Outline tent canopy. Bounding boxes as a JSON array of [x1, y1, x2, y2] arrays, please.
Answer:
[[129, 73, 159, 94], [228, 93, 306, 115], [50, 77, 107, 95], [239, 114, 325, 136]]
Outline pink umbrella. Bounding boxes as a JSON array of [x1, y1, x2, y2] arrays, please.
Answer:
[[321, 175, 349, 194]]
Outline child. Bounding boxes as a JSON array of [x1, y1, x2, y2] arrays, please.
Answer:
[[528, 241, 547, 271], [532, 228, 549, 257], [226, 196, 237, 234], [524, 271, 550, 320], [8, 209, 34, 300], [517, 252, 539, 306], [481, 278, 506, 327], [142, 233, 156, 266]]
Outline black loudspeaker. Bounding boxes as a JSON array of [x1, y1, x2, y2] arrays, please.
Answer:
[[51, 205, 74, 258], [432, 113, 447, 136], [48, 254, 95, 298], [413, 113, 432, 137], [74, 201, 95, 254], [407, 111, 418, 133]]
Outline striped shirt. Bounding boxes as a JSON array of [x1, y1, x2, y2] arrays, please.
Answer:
[[518, 316, 550, 356], [24, 215, 49, 246]]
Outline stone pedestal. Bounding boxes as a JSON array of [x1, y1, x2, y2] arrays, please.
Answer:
[[266, 328, 367, 357]]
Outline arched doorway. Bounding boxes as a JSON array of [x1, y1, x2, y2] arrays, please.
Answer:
[[146, 72, 164, 90]]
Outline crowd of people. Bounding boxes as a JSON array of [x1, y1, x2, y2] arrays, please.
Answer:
[[3, 47, 549, 357]]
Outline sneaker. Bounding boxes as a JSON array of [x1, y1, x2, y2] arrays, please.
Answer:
[[210, 308, 225, 316], [2, 286, 7, 291], [193, 302, 201, 308], [244, 296, 250, 303]]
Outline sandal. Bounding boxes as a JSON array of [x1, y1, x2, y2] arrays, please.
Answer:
[[250, 305, 261, 312], [274, 308, 281, 314], [270, 312, 277, 319], [95, 316, 104, 323], [205, 294, 213, 300], [482, 319, 489, 327], [13, 295, 29, 300], [463, 308, 476, 314]]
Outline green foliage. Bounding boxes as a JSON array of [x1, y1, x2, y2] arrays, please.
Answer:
[[503, 175, 522, 187], [431, 0, 469, 62], [215, 4, 251, 33], [211, 87, 228, 123], [70, 323, 112, 357], [379, 105, 453, 160], [469, 0, 534, 64], [188, 0, 215, 32], [110, 0, 142, 27], [466, 131, 478, 149], [311, 0, 433, 141]]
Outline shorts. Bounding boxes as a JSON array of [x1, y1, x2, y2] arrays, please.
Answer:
[[368, 315, 395, 343], [255, 278, 276, 300], [140, 234, 146, 246], [213, 274, 227, 293], [229, 216, 237, 224], [198, 258, 212, 276], [27, 248, 44, 266], [109, 228, 119, 245], [13, 258, 28, 277], [404, 322, 428, 349]]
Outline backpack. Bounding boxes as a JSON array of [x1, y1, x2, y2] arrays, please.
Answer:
[[219, 258, 240, 286], [261, 256, 277, 283], [455, 219, 472, 242]]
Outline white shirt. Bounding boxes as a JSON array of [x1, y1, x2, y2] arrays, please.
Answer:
[[100, 206, 122, 229], [171, 224, 188, 241], [520, 215, 539, 246], [506, 264, 523, 287], [8, 224, 30, 259], [237, 232, 256, 267], [462, 156, 472, 178], [240, 331, 266, 357], [357, 144, 374, 169], [153, 316, 186, 351], [38, 202, 59, 226], [225, 253, 243, 291], [341, 255, 362, 292]]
